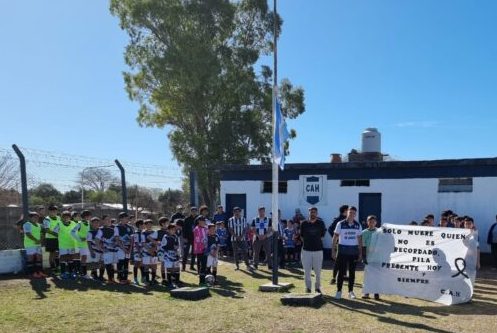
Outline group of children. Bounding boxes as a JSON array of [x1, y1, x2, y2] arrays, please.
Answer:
[[21, 205, 229, 288]]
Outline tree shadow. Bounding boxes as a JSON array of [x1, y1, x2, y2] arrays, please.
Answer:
[[208, 275, 245, 298]]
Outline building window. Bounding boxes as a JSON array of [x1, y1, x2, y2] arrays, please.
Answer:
[[340, 179, 370, 187], [438, 178, 473, 193], [262, 181, 288, 193]]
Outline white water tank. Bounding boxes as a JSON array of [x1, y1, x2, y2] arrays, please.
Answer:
[[361, 128, 381, 153]]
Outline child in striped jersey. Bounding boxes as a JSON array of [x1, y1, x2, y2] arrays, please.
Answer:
[[132, 220, 146, 285]]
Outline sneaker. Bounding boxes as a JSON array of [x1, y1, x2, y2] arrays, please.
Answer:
[[362, 294, 370, 299], [374, 294, 380, 300], [335, 291, 342, 299], [330, 278, 336, 285], [161, 280, 168, 286], [134, 279, 140, 285], [81, 275, 92, 280], [315, 288, 322, 294], [107, 279, 117, 284], [306, 288, 311, 293], [349, 291, 356, 299]]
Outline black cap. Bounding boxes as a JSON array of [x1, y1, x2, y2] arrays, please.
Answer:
[[233, 207, 241, 212], [81, 210, 92, 218], [167, 223, 176, 229], [61, 211, 71, 217], [174, 218, 184, 226], [190, 206, 198, 211], [195, 215, 206, 223], [308, 206, 318, 212], [28, 211, 39, 217], [90, 217, 100, 222], [48, 205, 58, 211], [118, 212, 129, 219], [71, 211, 80, 218]]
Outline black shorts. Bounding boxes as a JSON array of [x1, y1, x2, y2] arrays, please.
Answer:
[[45, 238, 59, 252]]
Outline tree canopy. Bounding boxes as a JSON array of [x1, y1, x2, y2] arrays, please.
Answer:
[[110, 0, 305, 207]]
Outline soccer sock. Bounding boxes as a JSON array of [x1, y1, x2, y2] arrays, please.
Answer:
[[68, 261, 74, 274], [26, 262, 34, 275], [91, 269, 97, 278], [161, 269, 166, 280], [35, 260, 43, 273], [55, 257, 60, 268], [212, 268, 217, 280], [60, 262, 67, 274], [73, 259, 81, 274], [139, 267, 145, 279], [151, 270, 156, 281], [174, 272, 180, 283], [117, 260, 124, 280], [124, 259, 130, 280], [105, 264, 114, 280], [133, 266, 138, 280], [99, 267, 105, 279], [144, 268, 150, 282], [167, 272, 173, 284], [81, 264, 87, 276]]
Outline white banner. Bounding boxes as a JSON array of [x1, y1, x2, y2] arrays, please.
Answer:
[[363, 224, 478, 305]]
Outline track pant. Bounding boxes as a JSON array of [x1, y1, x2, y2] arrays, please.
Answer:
[[232, 240, 249, 267], [196, 254, 207, 284], [182, 241, 195, 268], [336, 253, 357, 292], [492, 243, 497, 269], [253, 238, 271, 267], [301, 249, 323, 290]]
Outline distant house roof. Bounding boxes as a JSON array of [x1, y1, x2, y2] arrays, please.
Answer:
[[219, 157, 497, 181]]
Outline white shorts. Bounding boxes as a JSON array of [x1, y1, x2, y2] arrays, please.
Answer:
[[117, 249, 131, 261], [78, 248, 89, 256], [103, 252, 118, 265], [164, 259, 180, 269], [207, 255, 218, 268], [59, 248, 76, 256], [142, 256, 158, 265], [87, 252, 102, 264], [25, 247, 42, 256]]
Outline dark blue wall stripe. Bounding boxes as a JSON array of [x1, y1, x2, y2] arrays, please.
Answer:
[[220, 158, 497, 181]]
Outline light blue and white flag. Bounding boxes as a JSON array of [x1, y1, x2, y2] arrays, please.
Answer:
[[273, 96, 290, 170]]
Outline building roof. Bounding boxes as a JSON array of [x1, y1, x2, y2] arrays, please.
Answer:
[[219, 157, 497, 181]]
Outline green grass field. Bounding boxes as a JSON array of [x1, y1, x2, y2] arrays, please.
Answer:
[[1, 262, 496, 333]]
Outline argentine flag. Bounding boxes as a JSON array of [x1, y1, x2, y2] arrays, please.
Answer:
[[273, 96, 290, 170]]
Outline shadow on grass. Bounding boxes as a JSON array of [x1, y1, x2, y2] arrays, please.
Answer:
[[30, 278, 50, 299], [50, 277, 156, 295], [208, 275, 245, 298]]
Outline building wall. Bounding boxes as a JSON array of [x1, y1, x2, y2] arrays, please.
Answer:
[[221, 177, 497, 253]]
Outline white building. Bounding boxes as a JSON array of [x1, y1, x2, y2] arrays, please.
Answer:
[[220, 157, 497, 253]]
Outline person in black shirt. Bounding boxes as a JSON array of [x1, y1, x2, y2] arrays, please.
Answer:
[[300, 206, 326, 293], [182, 207, 197, 271], [170, 205, 185, 223]]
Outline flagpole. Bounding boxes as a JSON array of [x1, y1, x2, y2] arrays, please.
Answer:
[[271, 0, 279, 286]]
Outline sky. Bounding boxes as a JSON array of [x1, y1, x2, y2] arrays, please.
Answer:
[[1, 0, 497, 191]]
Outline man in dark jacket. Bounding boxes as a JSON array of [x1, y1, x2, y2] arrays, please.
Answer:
[[328, 205, 348, 284], [487, 215, 497, 270], [182, 207, 197, 271]]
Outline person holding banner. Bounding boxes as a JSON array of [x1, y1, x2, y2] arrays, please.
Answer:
[[300, 207, 326, 293], [332, 206, 362, 299], [361, 215, 379, 300]]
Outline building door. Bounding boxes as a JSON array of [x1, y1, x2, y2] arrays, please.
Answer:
[[359, 193, 382, 227], [225, 194, 247, 218]]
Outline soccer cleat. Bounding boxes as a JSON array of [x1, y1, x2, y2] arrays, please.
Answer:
[[315, 288, 322, 294], [330, 278, 336, 285], [306, 288, 311, 293], [349, 291, 356, 299], [374, 294, 380, 300], [335, 291, 342, 299], [362, 294, 370, 299]]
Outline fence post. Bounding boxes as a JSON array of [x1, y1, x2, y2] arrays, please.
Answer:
[[114, 160, 127, 213], [12, 145, 29, 220]]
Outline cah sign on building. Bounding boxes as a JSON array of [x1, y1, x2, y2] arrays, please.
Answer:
[[299, 175, 327, 206], [363, 224, 478, 305]]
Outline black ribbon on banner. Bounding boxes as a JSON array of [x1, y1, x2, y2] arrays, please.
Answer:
[[451, 257, 469, 279]]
